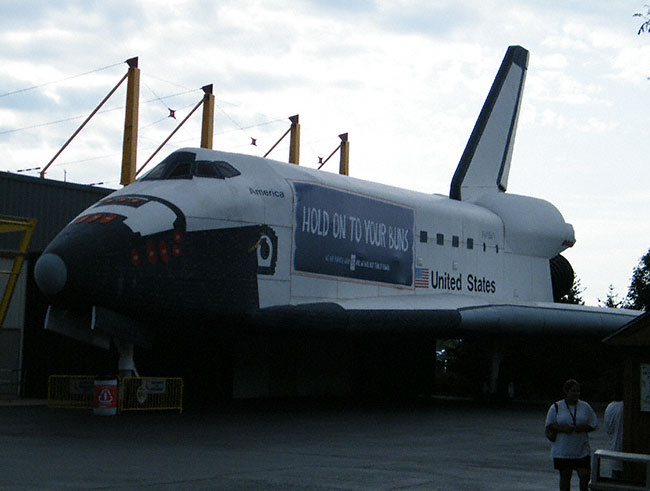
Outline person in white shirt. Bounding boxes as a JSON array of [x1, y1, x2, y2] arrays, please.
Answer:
[[545, 379, 598, 491], [604, 385, 624, 478]]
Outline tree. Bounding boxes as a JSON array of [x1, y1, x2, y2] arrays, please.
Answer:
[[635, 6, 650, 34], [558, 275, 585, 305], [598, 284, 623, 308], [626, 247, 650, 311]]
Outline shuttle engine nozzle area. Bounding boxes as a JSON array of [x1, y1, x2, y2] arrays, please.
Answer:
[[550, 254, 574, 302]]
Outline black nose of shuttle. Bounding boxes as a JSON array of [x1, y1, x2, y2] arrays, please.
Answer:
[[34, 253, 68, 296]]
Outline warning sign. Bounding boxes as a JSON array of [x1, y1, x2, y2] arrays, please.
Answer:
[[93, 381, 117, 411], [98, 388, 114, 405]]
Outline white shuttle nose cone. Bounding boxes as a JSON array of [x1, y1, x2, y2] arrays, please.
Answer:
[[34, 253, 67, 295]]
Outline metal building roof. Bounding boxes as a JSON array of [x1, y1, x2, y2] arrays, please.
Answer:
[[0, 171, 113, 252]]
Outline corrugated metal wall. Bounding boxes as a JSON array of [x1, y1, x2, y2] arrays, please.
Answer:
[[0, 258, 25, 396], [0, 173, 115, 397], [0, 257, 27, 329], [0, 171, 113, 252]]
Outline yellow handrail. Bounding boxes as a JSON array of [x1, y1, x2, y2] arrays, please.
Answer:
[[0, 215, 37, 328]]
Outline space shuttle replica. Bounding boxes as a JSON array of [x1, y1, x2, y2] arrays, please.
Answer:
[[34, 46, 639, 397]]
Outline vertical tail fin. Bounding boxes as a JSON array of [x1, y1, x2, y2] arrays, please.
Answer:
[[450, 46, 529, 202]]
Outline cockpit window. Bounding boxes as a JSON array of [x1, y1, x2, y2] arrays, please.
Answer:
[[168, 161, 192, 179], [140, 151, 241, 181], [196, 160, 241, 179], [140, 161, 168, 180], [196, 161, 221, 178]]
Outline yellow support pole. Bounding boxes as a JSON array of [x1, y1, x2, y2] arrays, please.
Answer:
[[121, 57, 140, 186], [0, 217, 37, 329], [200, 85, 215, 149], [288, 114, 300, 165], [338, 133, 349, 176]]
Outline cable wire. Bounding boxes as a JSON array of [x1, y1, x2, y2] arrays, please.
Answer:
[[0, 106, 124, 135], [0, 62, 124, 99], [1, 89, 198, 136]]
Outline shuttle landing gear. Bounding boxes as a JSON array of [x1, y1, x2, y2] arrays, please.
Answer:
[[115, 340, 139, 378]]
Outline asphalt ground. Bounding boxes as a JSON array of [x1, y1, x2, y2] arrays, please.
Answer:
[[0, 398, 611, 490]]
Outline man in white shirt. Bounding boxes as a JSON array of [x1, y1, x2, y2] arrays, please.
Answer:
[[545, 379, 598, 491]]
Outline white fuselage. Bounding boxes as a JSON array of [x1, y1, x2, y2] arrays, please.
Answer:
[[107, 147, 573, 312]]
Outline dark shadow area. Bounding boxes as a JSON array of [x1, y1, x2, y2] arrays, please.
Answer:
[[23, 254, 117, 398], [440, 335, 623, 403]]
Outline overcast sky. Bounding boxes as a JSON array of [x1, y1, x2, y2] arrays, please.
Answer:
[[1, 0, 649, 306]]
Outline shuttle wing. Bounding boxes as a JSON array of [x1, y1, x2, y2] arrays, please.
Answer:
[[255, 297, 640, 339]]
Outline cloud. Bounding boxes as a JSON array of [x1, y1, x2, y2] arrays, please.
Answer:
[[537, 53, 568, 70], [1, 0, 650, 304], [608, 44, 650, 84]]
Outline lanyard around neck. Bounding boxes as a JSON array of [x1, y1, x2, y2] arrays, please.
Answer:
[[565, 400, 577, 425]]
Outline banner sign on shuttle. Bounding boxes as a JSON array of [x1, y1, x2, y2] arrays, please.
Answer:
[[292, 182, 414, 286]]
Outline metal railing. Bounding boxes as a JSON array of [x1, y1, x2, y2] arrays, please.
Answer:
[[119, 377, 183, 414], [0, 369, 22, 397], [590, 449, 650, 490], [47, 375, 183, 413], [47, 375, 95, 409]]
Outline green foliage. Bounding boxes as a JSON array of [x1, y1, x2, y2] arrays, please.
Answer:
[[626, 247, 650, 311], [558, 275, 585, 305], [635, 6, 650, 34], [598, 284, 623, 308]]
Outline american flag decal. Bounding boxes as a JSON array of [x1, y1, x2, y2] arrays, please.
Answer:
[[415, 267, 430, 288]]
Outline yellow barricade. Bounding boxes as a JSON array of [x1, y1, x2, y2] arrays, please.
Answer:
[[47, 375, 95, 409], [47, 375, 183, 413], [119, 377, 183, 414]]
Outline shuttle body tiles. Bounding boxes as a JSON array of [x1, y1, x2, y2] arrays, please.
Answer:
[[34, 46, 640, 356]]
